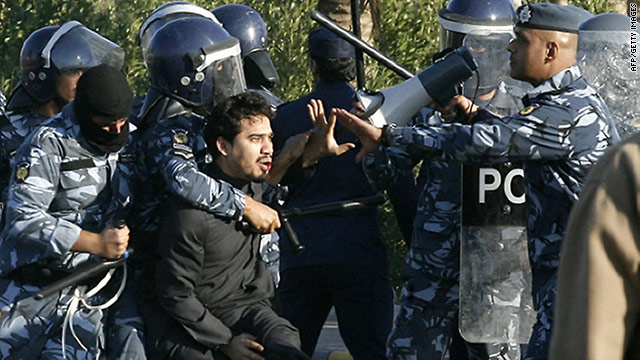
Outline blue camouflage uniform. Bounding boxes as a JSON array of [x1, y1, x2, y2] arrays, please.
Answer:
[[379, 82, 523, 360], [132, 112, 245, 234], [379, 65, 618, 359], [0, 103, 145, 359], [0, 108, 50, 218]]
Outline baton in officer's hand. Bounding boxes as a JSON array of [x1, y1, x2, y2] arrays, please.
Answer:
[[278, 208, 305, 254], [34, 249, 133, 300]]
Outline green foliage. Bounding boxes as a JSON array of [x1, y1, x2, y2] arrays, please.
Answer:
[[0, 0, 615, 295]]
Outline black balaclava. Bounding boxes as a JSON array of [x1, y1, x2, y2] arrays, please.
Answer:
[[74, 64, 133, 154]]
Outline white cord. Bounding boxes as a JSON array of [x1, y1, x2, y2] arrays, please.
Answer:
[[61, 265, 127, 358]]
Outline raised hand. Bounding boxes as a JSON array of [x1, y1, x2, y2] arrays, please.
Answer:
[[334, 108, 383, 163], [302, 99, 355, 167]]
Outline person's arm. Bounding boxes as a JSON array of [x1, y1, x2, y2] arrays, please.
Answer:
[[300, 99, 355, 167], [267, 131, 311, 186], [154, 207, 234, 350], [148, 126, 245, 219], [336, 98, 589, 164], [4, 129, 129, 261], [148, 124, 278, 231], [550, 139, 640, 360], [4, 131, 83, 259], [271, 99, 355, 186]]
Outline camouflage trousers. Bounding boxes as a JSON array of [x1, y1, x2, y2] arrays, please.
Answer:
[[387, 236, 523, 360], [0, 268, 146, 359], [386, 279, 489, 360]]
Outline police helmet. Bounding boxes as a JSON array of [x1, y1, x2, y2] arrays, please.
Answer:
[[139, 1, 221, 62], [20, 21, 124, 103], [438, 0, 516, 95], [145, 17, 247, 116], [212, 4, 280, 89], [438, 0, 516, 50]]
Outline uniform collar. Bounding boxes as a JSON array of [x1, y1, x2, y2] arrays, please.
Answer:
[[526, 65, 582, 98]]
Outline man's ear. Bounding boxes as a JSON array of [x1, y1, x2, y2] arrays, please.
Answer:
[[216, 137, 229, 157], [545, 42, 559, 63]]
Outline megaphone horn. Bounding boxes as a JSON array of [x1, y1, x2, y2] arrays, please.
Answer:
[[357, 46, 478, 128]]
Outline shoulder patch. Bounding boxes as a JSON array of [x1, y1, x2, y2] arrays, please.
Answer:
[[15, 161, 30, 181], [519, 105, 539, 116], [172, 129, 189, 144]]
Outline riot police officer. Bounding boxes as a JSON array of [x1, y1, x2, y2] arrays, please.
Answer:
[[0, 21, 124, 221], [369, 0, 527, 358], [0, 64, 143, 359], [212, 4, 283, 109], [337, 4, 616, 360]]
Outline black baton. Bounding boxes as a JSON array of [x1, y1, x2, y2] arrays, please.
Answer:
[[34, 249, 133, 300], [311, 10, 414, 79]]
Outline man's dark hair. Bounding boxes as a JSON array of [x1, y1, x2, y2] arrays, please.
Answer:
[[312, 56, 356, 83], [204, 91, 274, 158]]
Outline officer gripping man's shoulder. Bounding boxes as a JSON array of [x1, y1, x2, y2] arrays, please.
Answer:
[[130, 9, 281, 244]]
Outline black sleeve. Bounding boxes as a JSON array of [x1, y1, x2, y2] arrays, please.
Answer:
[[154, 205, 233, 349]]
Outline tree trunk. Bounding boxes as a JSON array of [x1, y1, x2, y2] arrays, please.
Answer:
[[315, 0, 376, 43]]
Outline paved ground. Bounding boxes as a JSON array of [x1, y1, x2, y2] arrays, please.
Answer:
[[311, 307, 353, 360]]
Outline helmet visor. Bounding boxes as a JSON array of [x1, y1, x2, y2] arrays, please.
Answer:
[[208, 55, 247, 108], [461, 31, 513, 95], [49, 23, 124, 73]]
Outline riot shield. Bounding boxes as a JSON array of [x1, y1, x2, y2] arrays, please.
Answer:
[[458, 32, 536, 345], [459, 162, 536, 344], [578, 25, 640, 138]]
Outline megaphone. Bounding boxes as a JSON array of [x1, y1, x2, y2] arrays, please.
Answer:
[[357, 46, 478, 127]]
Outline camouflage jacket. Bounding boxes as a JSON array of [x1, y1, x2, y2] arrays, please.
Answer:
[[385, 65, 620, 270], [0, 103, 132, 275], [132, 114, 245, 232], [0, 109, 50, 199]]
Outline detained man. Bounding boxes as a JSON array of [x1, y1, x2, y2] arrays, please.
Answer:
[[142, 91, 310, 360]]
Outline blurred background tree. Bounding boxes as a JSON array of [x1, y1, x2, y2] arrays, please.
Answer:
[[0, 0, 615, 295]]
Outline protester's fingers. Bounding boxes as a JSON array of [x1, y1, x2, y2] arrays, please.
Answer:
[[328, 108, 338, 129], [317, 100, 327, 125], [355, 149, 367, 163], [335, 142, 356, 156], [242, 338, 264, 353], [334, 108, 362, 131], [307, 104, 317, 125]]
